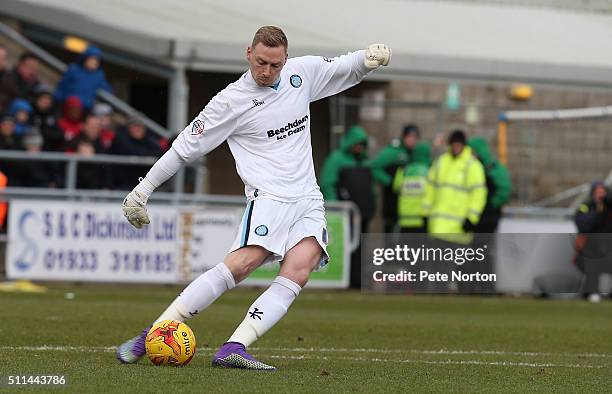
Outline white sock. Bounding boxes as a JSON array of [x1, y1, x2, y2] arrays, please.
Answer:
[[227, 276, 301, 347], [154, 262, 235, 324]]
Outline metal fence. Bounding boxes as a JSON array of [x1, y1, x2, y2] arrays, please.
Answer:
[[0, 150, 204, 194]]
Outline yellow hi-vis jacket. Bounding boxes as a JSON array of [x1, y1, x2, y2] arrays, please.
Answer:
[[423, 146, 487, 244]]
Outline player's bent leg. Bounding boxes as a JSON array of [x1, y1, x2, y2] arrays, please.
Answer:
[[224, 245, 272, 284], [156, 246, 270, 323], [117, 246, 270, 364], [212, 237, 322, 370], [278, 236, 324, 287]]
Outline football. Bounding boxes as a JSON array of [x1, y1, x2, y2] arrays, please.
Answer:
[[145, 320, 196, 366]]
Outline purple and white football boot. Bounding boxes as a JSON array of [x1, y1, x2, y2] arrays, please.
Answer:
[[116, 326, 150, 364], [212, 342, 276, 371]]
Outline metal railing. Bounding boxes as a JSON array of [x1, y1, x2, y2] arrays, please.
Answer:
[[0, 20, 174, 139], [0, 149, 205, 194], [530, 167, 612, 209]]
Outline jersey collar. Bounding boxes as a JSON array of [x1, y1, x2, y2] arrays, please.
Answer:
[[244, 70, 281, 91]]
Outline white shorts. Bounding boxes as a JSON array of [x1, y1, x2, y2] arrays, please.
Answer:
[[229, 198, 329, 267]]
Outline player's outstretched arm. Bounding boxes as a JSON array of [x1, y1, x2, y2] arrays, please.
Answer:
[[122, 148, 185, 228], [305, 43, 391, 102]]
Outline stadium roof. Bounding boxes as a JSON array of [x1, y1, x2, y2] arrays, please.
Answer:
[[3, 0, 612, 88]]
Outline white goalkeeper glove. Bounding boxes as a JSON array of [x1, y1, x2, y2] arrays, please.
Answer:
[[364, 43, 391, 69], [122, 188, 150, 229]]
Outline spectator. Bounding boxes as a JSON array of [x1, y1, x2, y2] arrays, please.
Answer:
[[423, 130, 487, 242], [574, 181, 612, 303], [65, 114, 112, 190], [9, 98, 35, 136], [0, 115, 21, 150], [422, 130, 487, 293], [74, 139, 110, 189], [320, 125, 385, 289], [0, 170, 6, 231], [54, 45, 112, 111], [0, 115, 22, 187], [468, 137, 511, 233], [72, 114, 104, 152], [392, 141, 431, 233], [0, 53, 40, 113], [321, 125, 384, 229], [0, 45, 7, 81], [15, 131, 55, 187], [92, 102, 116, 150], [31, 84, 63, 152], [111, 117, 163, 189], [58, 95, 84, 150], [22, 130, 43, 153], [369, 124, 420, 232]]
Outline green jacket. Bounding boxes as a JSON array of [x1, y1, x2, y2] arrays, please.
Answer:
[[423, 146, 487, 244], [468, 137, 511, 209], [320, 126, 386, 201], [367, 139, 410, 186], [392, 142, 431, 228]]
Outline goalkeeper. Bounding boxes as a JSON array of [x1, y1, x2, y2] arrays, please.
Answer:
[[117, 25, 390, 370]]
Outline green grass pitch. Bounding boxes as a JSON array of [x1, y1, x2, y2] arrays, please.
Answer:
[[1, 285, 611, 392]]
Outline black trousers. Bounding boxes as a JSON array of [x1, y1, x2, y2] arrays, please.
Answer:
[[583, 258, 612, 294]]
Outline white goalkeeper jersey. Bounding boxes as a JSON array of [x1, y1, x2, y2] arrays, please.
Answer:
[[171, 50, 371, 202]]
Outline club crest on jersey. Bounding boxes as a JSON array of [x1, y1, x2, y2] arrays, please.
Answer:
[[255, 225, 269, 236], [290, 74, 302, 88], [191, 119, 205, 136]]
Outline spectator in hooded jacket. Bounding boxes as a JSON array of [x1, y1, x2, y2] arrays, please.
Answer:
[[9, 98, 35, 136], [320, 125, 387, 230], [58, 95, 84, 150], [0, 53, 40, 113], [54, 45, 112, 111], [31, 84, 63, 152], [468, 137, 511, 233]]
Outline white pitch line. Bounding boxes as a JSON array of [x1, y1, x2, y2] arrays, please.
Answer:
[[250, 347, 612, 359], [2, 346, 611, 359], [265, 354, 607, 369], [0, 346, 607, 369], [0, 346, 116, 352], [0, 346, 603, 369]]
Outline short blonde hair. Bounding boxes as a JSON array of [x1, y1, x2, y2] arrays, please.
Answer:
[[251, 26, 288, 50]]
